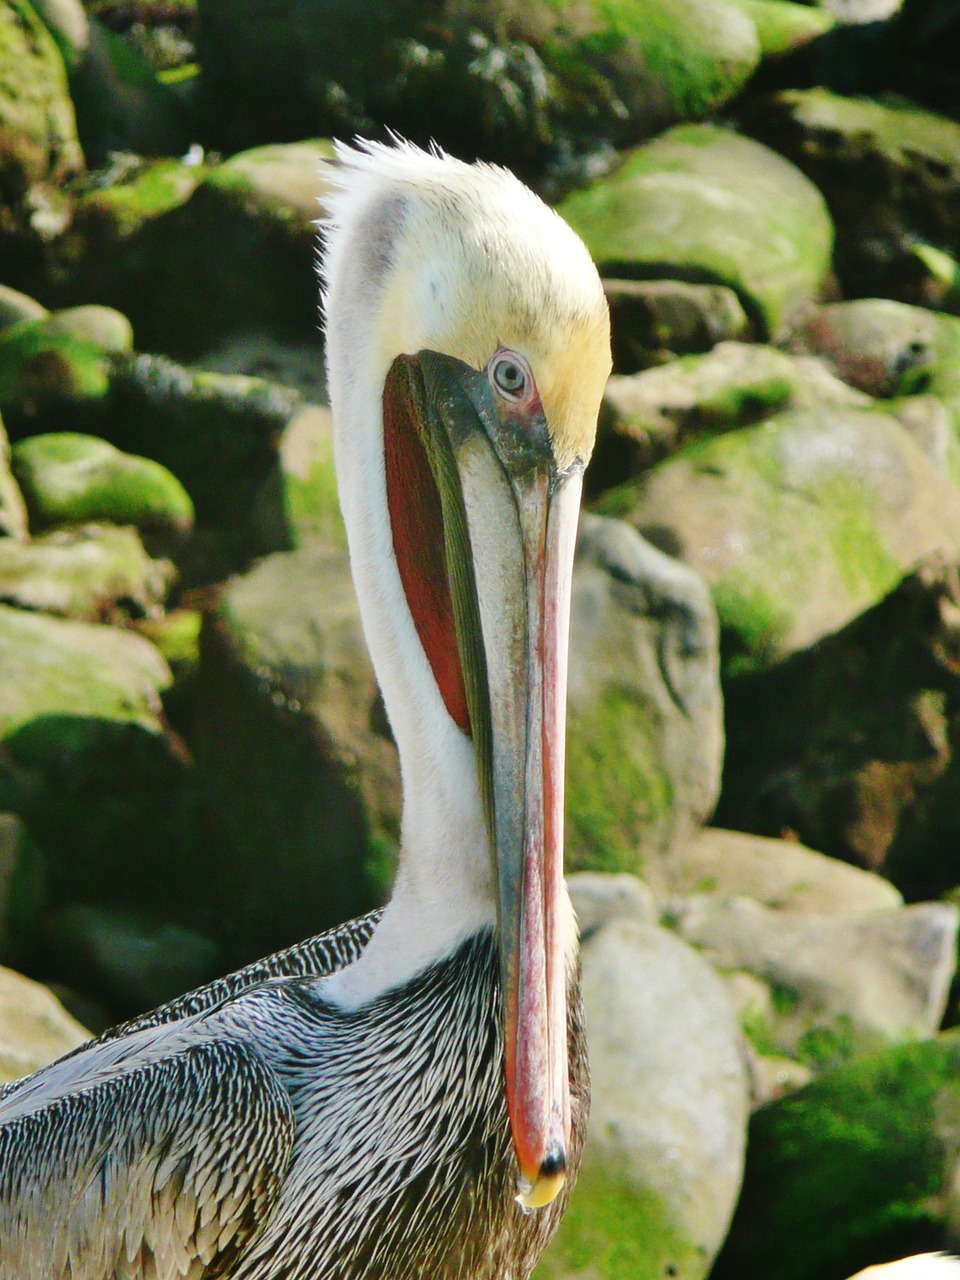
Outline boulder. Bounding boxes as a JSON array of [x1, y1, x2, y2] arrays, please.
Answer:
[[191, 540, 400, 960], [0, 524, 174, 621], [716, 561, 960, 893], [0, 603, 196, 914], [665, 828, 903, 916], [596, 341, 870, 480], [559, 125, 834, 341], [0, 283, 47, 330], [0, 0, 83, 281], [566, 514, 723, 885], [711, 1033, 960, 1280], [539, 913, 749, 1280], [602, 278, 750, 376], [11, 433, 193, 537], [727, 0, 834, 54], [792, 300, 960, 404], [0, 964, 88, 1086], [599, 407, 960, 675], [0, 312, 117, 427], [737, 89, 960, 305], [668, 895, 958, 1068], [59, 141, 333, 359], [29, 0, 88, 67], [196, 0, 760, 185]]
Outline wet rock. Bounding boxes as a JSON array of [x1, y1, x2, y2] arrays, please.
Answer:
[[737, 89, 960, 305], [0, 813, 45, 967], [599, 407, 960, 675], [0, 603, 196, 914], [11, 433, 193, 536], [0, 964, 88, 1085], [559, 125, 833, 341], [603, 278, 750, 375], [717, 562, 960, 893], [0, 0, 83, 282], [667, 895, 958, 1068], [566, 514, 723, 885], [665, 827, 903, 916], [792, 300, 960, 403], [711, 1033, 960, 1280], [196, 0, 760, 187], [596, 341, 870, 481], [0, 524, 174, 621], [540, 914, 749, 1280], [42, 903, 221, 1018], [191, 540, 400, 960]]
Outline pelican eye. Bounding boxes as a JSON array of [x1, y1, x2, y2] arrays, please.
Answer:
[[490, 351, 531, 402]]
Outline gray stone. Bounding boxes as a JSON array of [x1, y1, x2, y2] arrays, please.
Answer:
[[559, 125, 834, 341], [566, 513, 723, 884], [0, 964, 88, 1086], [601, 407, 960, 675], [567, 871, 659, 936], [603, 278, 750, 373], [0, 524, 175, 621], [600, 341, 870, 472], [192, 540, 400, 959], [668, 895, 958, 1065], [665, 828, 904, 915], [541, 915, 749, 1279]]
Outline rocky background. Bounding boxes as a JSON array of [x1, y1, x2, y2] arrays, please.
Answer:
[[1, 0, 960, 1276]]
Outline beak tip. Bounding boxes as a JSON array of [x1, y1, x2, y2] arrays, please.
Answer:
[[515, 1147, 567, 1211]]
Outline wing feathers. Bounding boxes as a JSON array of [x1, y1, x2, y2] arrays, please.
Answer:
[[0, 1039, 294, 1280]]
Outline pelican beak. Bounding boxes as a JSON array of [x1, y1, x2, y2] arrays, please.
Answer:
[[383, 349, 583, 1211]]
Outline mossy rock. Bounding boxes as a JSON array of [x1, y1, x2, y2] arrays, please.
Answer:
[[566, 515, 722, 881], [0, 0, 83, 268], [559, 124, 834, 340], [727, 0, 833, 56], [196, 0, 759, 183], [0, 524, 174, 621], [0, 316, 113, 423], [0, 412, 27, 539], [0, 812, 45, 968], [11, 432, 193, 535], [597, 407, 960, 675], [711, 1032, 960, 1280], [737, 89, 960, 303], [0, 603, 197, 913]]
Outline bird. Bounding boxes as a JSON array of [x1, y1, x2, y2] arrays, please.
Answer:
[[848, 1257, 960, 1279], [0, 139, 612, 1280]]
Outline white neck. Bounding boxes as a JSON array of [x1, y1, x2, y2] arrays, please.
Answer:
[[320, 209, 497, 1010]]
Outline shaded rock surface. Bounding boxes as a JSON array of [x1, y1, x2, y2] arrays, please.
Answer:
[[0, 812, 45, 967], [542, 885, 749, 1280], [560, 124, 834, 340], [567, 514, 723, 884]]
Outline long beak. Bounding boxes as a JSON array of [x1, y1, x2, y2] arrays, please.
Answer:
[[390, 350, 582, 1211]]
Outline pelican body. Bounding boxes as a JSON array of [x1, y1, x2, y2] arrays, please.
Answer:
[[0, 142, 611, 1279]]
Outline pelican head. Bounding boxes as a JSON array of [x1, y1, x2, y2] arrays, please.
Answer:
[[320, 140, 611, 1210]]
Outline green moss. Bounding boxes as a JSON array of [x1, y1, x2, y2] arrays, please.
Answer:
[[726, 0, 833, 55], [0, 319, 112, 411], [565, 687, 673, 873], [741, 1005, 782, 1059], [795, 1014, 864, 1074], [79, 160, 200, 238], [536, 1162, 706, 1280], [713, 1033, 960, 1280]]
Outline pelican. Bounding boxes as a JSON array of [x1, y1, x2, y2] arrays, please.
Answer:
[[0, 140, 611, 1278]]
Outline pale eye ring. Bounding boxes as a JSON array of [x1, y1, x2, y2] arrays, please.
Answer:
[[490, 352, 529, 401]]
